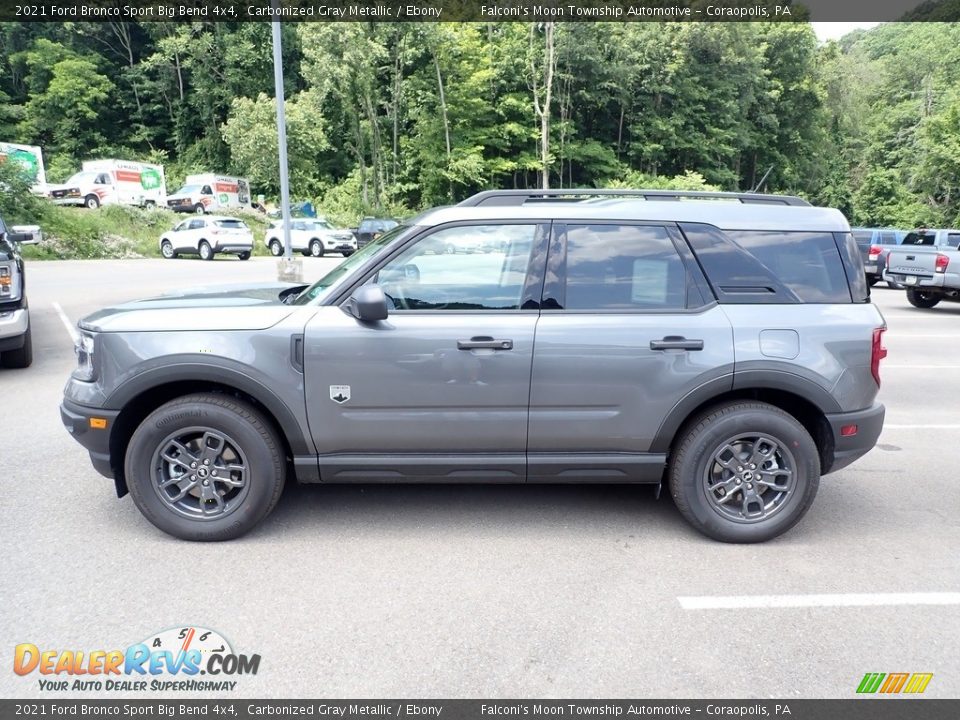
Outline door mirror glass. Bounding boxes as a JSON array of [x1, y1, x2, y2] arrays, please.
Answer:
[[345, 284, 388, 322]]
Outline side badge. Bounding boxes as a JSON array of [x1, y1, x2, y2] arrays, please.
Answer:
[[330, 385, 351, 404]]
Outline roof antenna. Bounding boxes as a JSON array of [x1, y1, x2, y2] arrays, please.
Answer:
[[751, 166, 775, 193]]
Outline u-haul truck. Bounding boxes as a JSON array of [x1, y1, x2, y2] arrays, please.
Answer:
[[166, 174, 252, 214], [0, 142, 47, 192], [48, 159, 166, 209]]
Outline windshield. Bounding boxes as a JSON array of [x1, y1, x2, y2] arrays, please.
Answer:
[[65, 171, 97, 186], [175, 185, 201, 195], [293, 225, 408, 305]]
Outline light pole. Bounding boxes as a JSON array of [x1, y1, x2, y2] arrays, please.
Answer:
[[271, 14, 301, 282]]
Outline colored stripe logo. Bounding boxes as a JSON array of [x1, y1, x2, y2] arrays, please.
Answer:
[[857, 672, 933, 694]]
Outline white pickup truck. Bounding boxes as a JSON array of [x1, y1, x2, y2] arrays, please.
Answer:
[[882, 228, 960, 308]]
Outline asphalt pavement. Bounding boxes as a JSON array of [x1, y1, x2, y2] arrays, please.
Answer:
[[1, 259, 958, 699]]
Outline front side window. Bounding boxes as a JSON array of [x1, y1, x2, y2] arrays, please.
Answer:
[[201, 186, 213, 195], [188, 219, 205, 230], [561, 224, 687, 311], [375, 225, 536, 311]]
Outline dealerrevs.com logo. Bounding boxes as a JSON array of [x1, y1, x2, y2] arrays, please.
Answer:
[[14, 626, 260, 692]]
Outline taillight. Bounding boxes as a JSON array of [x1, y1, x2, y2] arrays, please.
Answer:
[[871, 327, 887, 387], [868, 245, 882, 260], [935, 254, 949, 273]]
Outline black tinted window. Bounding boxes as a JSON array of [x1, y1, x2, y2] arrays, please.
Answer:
[[903, 232, 936, 246], [727, 231, 851, 303], [948, 233, 960, 248], [562, 225, 686, 310], [214, 219, 245, 229]]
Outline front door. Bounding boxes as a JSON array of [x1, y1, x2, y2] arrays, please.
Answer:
[[303, 222, 547, 482]]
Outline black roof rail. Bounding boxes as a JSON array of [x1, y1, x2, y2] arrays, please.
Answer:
[[457, 189, 812, 207]]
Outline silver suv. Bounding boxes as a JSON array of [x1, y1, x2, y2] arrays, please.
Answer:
[[61, 190, 887, 542]]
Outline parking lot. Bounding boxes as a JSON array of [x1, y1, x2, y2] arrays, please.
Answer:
[[2, 257, 958, 698]]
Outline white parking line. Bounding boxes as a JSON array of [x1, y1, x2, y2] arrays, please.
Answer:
[[678, 592, 960, 610], [52, 302, 79, 343], [884, 424, 960, 429], [884, 364, 960, 369]]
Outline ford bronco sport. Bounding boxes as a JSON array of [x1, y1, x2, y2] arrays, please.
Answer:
[[61, 189, 887, 542]]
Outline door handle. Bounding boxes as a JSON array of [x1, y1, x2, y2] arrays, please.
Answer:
[[457, 336, 513, 350], [650, 336, 704, 351]]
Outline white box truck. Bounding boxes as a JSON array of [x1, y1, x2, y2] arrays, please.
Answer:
[[48, 159, 166, 209], [166, 174, 252, 214], [0, 142, 47, 192]]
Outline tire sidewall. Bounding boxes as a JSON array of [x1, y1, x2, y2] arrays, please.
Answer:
[[672, 407, 820, 543], [199, 242, 212, 260], [161, 241, 174, 259], [125, 400, 282, 541]]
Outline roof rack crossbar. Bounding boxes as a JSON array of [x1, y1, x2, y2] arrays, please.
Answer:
[[458, 189, 811, 207]]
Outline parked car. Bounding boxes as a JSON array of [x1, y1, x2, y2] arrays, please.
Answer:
[[61, 188, 886, 543], [353, 217, 398, 248], [852, 227, 907, 288], [882, 228, 960, 308], [158, 216, 253, 261], [0, 216, 40, 368], [265, 219, 356, 257]]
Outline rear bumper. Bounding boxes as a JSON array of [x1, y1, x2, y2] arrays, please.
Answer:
[[214, 242, 253, 253], [60, 398, 120, 482], [824, 402, 885, 474]]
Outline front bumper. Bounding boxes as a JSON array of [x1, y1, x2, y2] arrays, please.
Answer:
[[0, 308, 28, 349], [823, 402, 885, 474], [60, 398, 121, 485]]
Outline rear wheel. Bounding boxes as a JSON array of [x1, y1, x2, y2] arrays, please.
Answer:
[[124, 393, 286, 541], [85, 195, 100, 210], [198, 241, 214, 261], [906, 288, 940, 308], [1, 322, 32, 369], [160, 240, 176, 259], [237, 251, 251, 261], [669, 401, 820, 543], [309, 239, 324, 257]]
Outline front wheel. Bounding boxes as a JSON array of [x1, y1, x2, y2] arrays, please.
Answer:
[[342, 250, 354, 257], [85, 195, 100, 210], [194, 204, 205, 215], [669, 401, 820, 543], [124, 393, 286, 541], [309, 239, 324, 257], [198, 241, 214, 261], [160, 240, 176, 259], [269, 240, 282, 257], [906, 288, 941, 308]]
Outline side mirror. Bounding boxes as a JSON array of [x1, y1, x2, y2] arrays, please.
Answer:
[[344, 284, 388, 322], [9, 225, 41, 245]]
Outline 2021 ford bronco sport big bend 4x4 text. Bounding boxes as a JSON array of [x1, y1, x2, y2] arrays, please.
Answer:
[[61, 189, 887, 542]]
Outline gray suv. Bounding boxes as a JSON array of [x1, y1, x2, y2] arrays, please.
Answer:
[[61, 189, 887, 543]]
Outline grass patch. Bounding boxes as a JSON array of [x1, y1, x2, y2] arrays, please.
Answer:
[[20, 202, 273, 260]]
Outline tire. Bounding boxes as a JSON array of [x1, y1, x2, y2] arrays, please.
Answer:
[[124, 393, 286, 541], [342, 251, 354, 258], [1, 322, 32, 369], [867, 276, 879, 287], [198, 241, 214, 261], [194, 204, 205, 215], [237, 251, 251, 261], [906, 288, 940, 309], [85, 195, 100, 210], [269, 240, 282, 257], [160, 241, 176, 259], [309, 239, 324, 257], [669, 401, 820, 543]]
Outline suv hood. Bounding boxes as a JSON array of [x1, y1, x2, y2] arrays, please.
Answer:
[[79, 282, 307, 333]]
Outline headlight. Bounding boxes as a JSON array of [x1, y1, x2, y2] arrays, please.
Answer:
[[73, 333, 96, 381]]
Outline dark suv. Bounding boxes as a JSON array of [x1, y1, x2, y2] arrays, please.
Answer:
[[61, 189, 886, 543]]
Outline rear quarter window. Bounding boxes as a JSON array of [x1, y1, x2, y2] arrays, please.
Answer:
[[726, 231, 852, 303]]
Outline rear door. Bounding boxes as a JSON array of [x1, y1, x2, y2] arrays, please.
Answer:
[[527, 222, 734, 482]]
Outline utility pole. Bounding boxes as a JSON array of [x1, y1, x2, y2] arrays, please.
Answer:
[[271, 12, 301, 282]]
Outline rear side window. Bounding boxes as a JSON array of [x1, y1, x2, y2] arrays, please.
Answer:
[[726, 231, 851, 303], [214, 219, 246, 229], [903, 232, 936, 246], [560, 224, 688, 310]]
